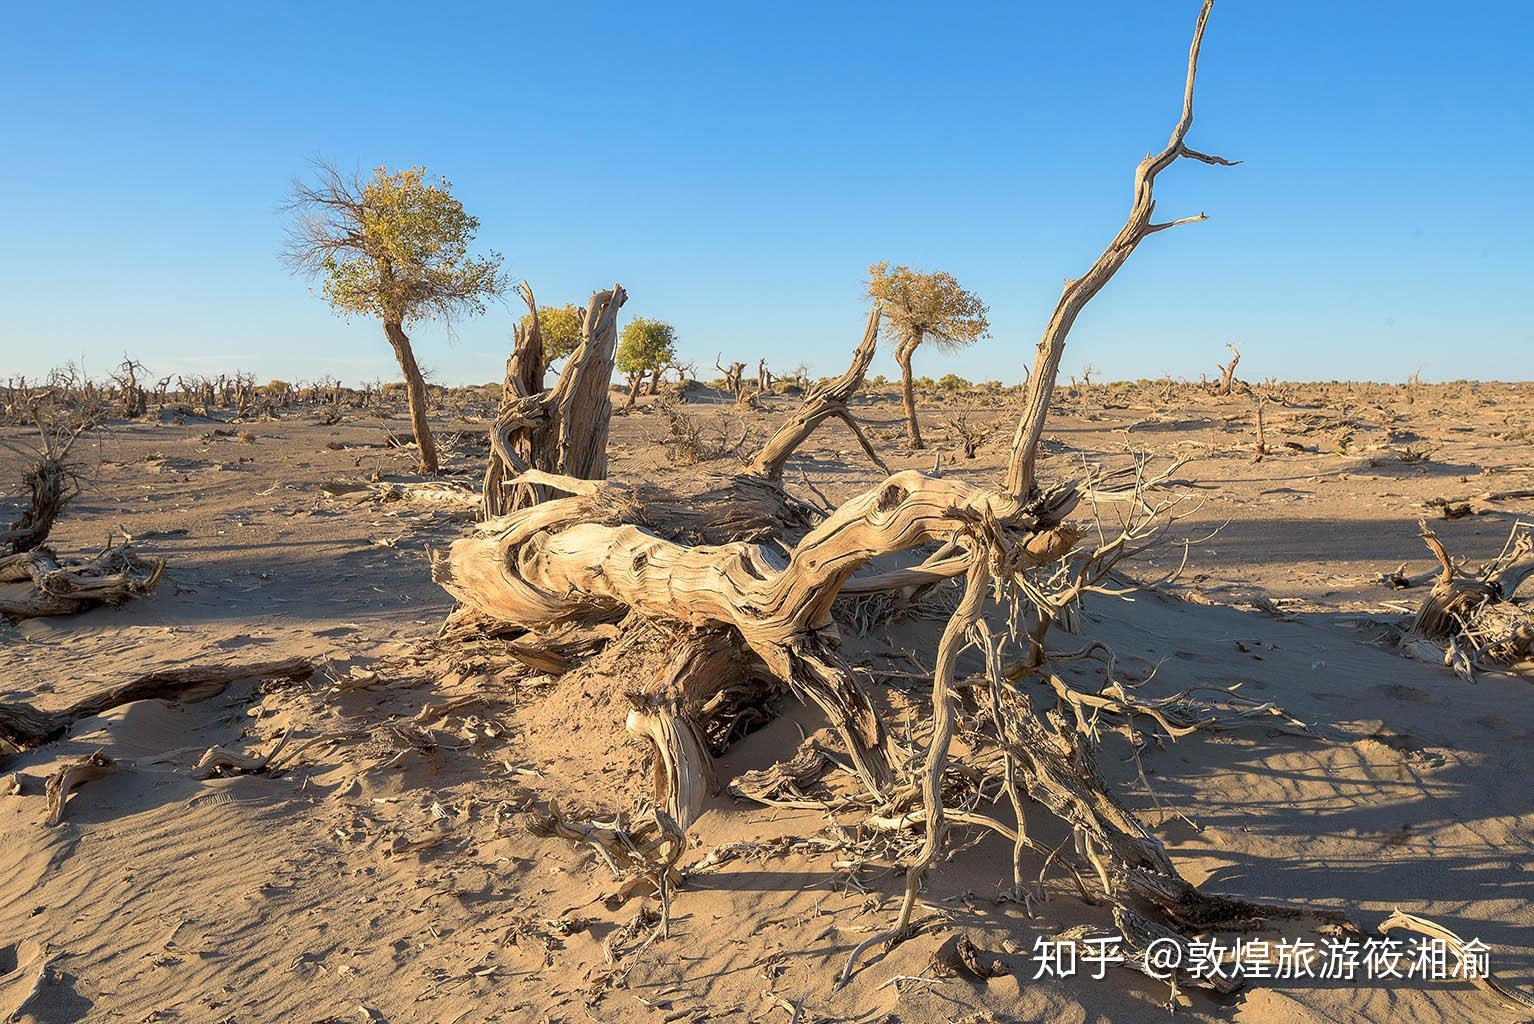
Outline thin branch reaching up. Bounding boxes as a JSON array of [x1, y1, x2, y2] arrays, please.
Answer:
[[1002, 0, 1233, 503]]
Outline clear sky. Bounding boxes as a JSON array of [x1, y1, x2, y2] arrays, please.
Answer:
[[1, 2, 1528, 387]]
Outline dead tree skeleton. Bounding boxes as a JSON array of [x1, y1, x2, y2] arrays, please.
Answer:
[[1403, 520, 1534, 678], [714, 357, 747, 398], [439, 0, 1358, 993], [1214, 342, 1243, 395]]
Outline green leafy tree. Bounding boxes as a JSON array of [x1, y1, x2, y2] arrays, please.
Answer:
[[282, 162, 507, 472], [865, 261, 989, 448], [615, 318, 677, 408], [520, 303, 583, 367]]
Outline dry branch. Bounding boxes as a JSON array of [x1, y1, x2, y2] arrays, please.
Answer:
[[0, 657, 314, 758], [750, 308, 889, 481], [1001, 0, 1237, 502]]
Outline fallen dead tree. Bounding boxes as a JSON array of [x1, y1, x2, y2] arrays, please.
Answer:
[[321, 478, 481, 514], [45, 751, 116, 825], [0, 657, 314, 762], [0, 542, 163, 619], [434, 1, 1390, 996], [0, 403, 163, 619], [1403, 519, 1534, 678]]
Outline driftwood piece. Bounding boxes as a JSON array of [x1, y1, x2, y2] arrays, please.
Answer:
[[44, 751, 116, 825], [195, 727, 317, 779], [0, 657, 314, 757], [322, 479, 480, 512], [1378, 909, 1534, 1014], [1405, 520, 1534, 676], [0, 543, 163, 618], [750, 308, 889, 481]]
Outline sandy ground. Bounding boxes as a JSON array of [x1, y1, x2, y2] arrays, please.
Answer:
[[1, 380, 1531, 1023]]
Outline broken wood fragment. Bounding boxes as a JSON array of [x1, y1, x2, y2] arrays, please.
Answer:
[[44, 751, 116, 825]]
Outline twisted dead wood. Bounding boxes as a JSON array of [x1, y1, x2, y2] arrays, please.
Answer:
[[1405, 520, 1534, 675], [484, 285, 627, 515], [750, 307, 889, 481], [1001, 0, 1237, 503], [0, 544, 163, 619], [438, 470, 1079, 795]]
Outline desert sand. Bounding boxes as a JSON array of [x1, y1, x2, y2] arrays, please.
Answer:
[[2, 378, 1531, 1023]]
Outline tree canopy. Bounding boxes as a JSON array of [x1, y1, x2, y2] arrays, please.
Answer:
[[520, 303, 583, 362], [864, 261, 990, 351], [282, 163, 507, 326], [616, 318, 678, 376]]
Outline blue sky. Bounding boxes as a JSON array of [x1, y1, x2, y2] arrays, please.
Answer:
[[1, 2, 1528, 387]]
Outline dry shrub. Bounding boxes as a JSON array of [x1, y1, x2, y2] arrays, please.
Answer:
[[652, 397, 755, 465]]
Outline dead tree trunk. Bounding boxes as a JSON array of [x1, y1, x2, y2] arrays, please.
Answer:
[[0, 544, 163, 618], [1215, 342, 1242, 395], [383, 321, 439, 474], [0, 420, 77, 555], [483, 285, 627, 516], [1404, 520, 1534, 676], [484, 283, 550, 517], [714, 358, 746, 398], [440, 468, 1081, 798], [757, 359, 772, 395], [749, 307, 889, 481], [1251, 394, 1267, 462]]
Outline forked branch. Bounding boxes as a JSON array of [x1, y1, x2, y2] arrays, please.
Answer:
[[1002, 0, 1235, 502]]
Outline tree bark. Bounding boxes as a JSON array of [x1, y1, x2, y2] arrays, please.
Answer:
[[383, 320, 438, 474], [555, 288, 625, 481], [896, 337, 924, 448], [483, 286, 626, 516], [624, 370, 644, 409]]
